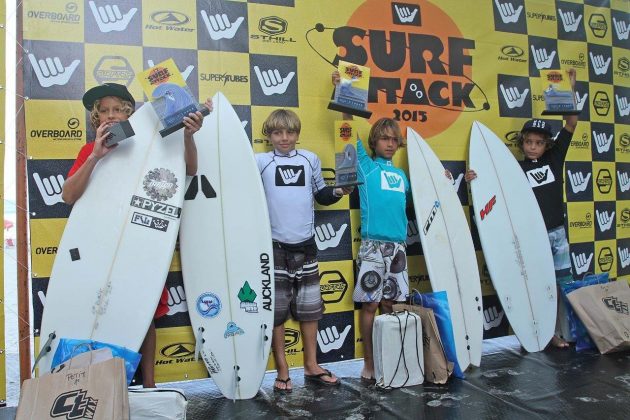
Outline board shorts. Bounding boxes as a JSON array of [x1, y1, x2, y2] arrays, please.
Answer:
[[353, 239, 409, 303], [273, 241, 324, 327], [154, 287, 169, 319], [548, 225, 571, 281]]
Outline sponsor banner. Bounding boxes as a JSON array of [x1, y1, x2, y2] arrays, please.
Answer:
[[316, 311, 355, 363], [593, 161, 616, 201], [154, 326, 208, 383], [481, 294, 510, 339], [29, 218, 67, 280], [23, 0, 84, 42], [477, 253, 497, 296], [314, 210, 353, 262], [27, 159, 74, 219], [407, 254, 432, 293], [567, 201, 595, 243], [141, 2, 198, 49], [266, 318, 302, 370], [85, 43, 143, 101], [319, 260, 354, 314], [25, 100, 86, 159], [155, 271, 191, 329], [595, 239, 617, 277], [198, 50, 251, 105]]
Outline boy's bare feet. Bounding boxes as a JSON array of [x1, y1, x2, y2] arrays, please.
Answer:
[[550, 335, 570, 348]]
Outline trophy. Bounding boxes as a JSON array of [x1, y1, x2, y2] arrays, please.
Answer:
[[328, 61, 372, 119], [540, 69, 580, 116], [137, 58, 209, 137], [334, 121, 362, 187]]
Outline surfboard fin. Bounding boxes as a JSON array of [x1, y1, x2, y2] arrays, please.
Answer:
[[32, 331, 56, 373], [194, 326, 204, 362]]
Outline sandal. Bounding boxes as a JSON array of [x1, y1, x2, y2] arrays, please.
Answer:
[[304, 369, 340, 386], [273, 377, 292, 392]]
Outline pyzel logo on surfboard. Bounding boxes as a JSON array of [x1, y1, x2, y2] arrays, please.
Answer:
[[143, 168, 178, 201]]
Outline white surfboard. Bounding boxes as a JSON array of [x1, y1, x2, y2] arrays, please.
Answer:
[[469, 121, 556, 352], [39, 104, 187, 372], [179, 92, 274, 400], [407, 128, 483, 370]]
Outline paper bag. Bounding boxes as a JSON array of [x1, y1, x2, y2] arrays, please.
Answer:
[[567, 280, 630, 354], [16, 357, 130, 420], [394, 303, 454, 384]]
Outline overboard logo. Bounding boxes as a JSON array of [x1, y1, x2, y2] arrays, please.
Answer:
[[50, 390, 98, 419], [569, 212, 592, 229], [131, 212, 169, 232], [320, 270, 348, 304], [310, 1, 486, 137], [30, 117, 83, 141], [26, 2, 81, 24], [196, 292, 221, 318], [598, 247, 614, 271], [603, 296, 629, 315]]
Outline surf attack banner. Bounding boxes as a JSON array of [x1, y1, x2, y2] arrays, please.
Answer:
[[21, 0, 630, 382]]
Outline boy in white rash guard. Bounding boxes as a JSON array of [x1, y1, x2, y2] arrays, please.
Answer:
[[256, 109, 353, 392]]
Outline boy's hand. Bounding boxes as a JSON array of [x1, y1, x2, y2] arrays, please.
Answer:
[[184, 98, 212, 138], [91, 121, 118, 160], [567, 67, 576, 89], [334, 186, 354, 197], [444, 169, 453, 180], [332, 70, 340, 86], [464, 169, 477, 182]]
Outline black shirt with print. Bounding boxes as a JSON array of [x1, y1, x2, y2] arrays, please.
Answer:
[[519, 128, 573, 230]]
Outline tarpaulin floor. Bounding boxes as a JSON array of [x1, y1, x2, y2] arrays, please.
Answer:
[[3, 336, 629, 419], [177, 336, 630, 420]]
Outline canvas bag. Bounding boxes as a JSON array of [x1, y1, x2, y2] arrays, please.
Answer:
[[567, 280, 630, 354], [16, 356, 129, 420], [393, 303, 453, 384], [128, 388, 187, 420], [373, 310, 424, 389]]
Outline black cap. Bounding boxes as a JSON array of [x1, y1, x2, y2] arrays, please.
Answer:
[[82, 83, 135, 111], [521, 119, 553, 137]]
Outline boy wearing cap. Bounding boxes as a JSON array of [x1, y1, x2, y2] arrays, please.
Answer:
[[467, 69, 578, 349], [62, 82, 211, 386]]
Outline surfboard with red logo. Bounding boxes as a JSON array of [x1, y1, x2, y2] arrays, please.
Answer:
[[179, 92, 274, 400], [39, 103, 187, 373], [469, 121, 556, 352], [407, 127, 483, 370]]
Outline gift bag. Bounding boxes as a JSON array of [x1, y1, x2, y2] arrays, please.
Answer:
[[16, 356, 130, 420], [559, 273, 609, 351], [567, 280, 630, 354], [393, 303, 453, 384], [373, 310, 424, 389], [410, 290, 464, 378]]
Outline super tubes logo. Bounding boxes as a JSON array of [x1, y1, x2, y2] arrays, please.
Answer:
[[480, 195, 497, 220], [309, 0, 487, 137]]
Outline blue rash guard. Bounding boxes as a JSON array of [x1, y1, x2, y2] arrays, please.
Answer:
[[356, 139, 409, 243]]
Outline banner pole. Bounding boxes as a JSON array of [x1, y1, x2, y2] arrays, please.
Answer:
[[15, 0, 31, 383]]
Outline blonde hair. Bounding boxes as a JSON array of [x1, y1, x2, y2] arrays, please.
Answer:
[[89, 96, 134, 129], [367, 118, 404, 155], [262, 109, 301, 137]]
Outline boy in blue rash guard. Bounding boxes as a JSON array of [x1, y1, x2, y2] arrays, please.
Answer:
[[353, 118, 411, 383]]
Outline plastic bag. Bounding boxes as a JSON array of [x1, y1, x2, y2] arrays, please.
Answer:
[[559, 273, 609, 352], [51, 338, 141, 385], [411, 290, 464, 379]]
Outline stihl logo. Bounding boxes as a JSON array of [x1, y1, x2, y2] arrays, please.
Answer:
[[602, 296, 629, 315], [480, 195, 497, 220], [50, 389, 98, 419]]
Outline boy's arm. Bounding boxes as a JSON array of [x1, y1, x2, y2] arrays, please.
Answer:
[[183, 98, 213, 176]]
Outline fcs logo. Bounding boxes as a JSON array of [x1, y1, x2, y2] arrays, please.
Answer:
[[480, 195, 497, 220], [50, 390, 98, 419], [259, 16, 287, 35], [526, 165, 554, 187]]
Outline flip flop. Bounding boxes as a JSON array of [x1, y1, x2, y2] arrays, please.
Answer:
[[304, 369, 340, 386], [273, 377, 292, 393], [360, 376, 376, 385]]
